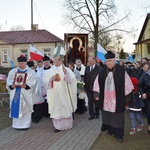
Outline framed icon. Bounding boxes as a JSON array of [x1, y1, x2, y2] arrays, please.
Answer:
[[13, 72, 27, 86]]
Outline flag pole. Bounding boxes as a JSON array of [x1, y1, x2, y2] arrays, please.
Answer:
[[31, 0, 33, 46]]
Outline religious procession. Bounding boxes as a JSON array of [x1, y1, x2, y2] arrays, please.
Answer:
[[0, 44, 149, 147]]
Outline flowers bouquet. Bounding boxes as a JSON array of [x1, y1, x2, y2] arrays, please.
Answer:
[[77, 80, 85, 91], [77, 80, 85, 99]]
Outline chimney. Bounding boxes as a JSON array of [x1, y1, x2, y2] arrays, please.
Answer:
[[31, 24, 38, 31]]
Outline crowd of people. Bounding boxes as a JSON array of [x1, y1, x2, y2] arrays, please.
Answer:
[[115, 57, 150, 139], [5, 47, 150, 143]]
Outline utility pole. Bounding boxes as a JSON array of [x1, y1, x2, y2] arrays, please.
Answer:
[[31, 0, 33, 46]]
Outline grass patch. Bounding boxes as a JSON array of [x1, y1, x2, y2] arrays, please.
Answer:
[[90, 112, 150, 150], [0, 102, 11, 130]]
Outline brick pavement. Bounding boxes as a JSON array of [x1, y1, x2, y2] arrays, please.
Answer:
[[0, 112, 102, 150]]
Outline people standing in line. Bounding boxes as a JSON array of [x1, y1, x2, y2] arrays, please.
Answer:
[[127, 77, 144, 135], [68, 62, 86, 114], [141, 57, 149, 64], [41, 55, 52, 118], [43, 46, 77, 132], [136, 62, 149, 118], [139, 68, 150, 134], [35, 60, 43, 72], [27, 61, 44, 124], [124, 61, 140, 78], [130, 61, 141, 78], [74, 58, 88, 107], [125, 61, 132, 77], [6, 55, 37, 130], [84, 56, 101, 120], [118, 60, 125, 68], [135, 61, 141, 73], [136, 62, 149, 80], [74, 59, 85, 79], [98, 61, 106, 68], [99, 51, 134, 142]]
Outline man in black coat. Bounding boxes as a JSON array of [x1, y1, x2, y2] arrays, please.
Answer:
[[99, 51, 133, 142], [84, 56, 101, 120]]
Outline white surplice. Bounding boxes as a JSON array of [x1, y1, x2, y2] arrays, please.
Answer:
[[6, 66, 36, 129], [43, 64, 77, 130]]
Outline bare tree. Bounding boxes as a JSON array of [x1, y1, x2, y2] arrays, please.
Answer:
[[9, 25, 25, 31], [62, 0, 134, 56], [143, 3, 150, 12]]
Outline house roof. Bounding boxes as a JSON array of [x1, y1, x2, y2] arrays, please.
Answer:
[[0, 29, 63, 44], [137, 13, 150, 43], [134, 38, 150, 44]]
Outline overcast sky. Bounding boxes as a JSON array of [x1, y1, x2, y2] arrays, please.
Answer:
[[0, 0, 149, 52]]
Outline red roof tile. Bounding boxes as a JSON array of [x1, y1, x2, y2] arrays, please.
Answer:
[[0, 29, 63, 44]]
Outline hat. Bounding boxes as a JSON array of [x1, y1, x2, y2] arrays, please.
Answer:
[[27, 61, 34, 67], [53, 46, 66, 59], [105, 51, 115, 59], [17, 54, 27, 62], [130, 77, 138, 92], [42, 55, 50, 61]]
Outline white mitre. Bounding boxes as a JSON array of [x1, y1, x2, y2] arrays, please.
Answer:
[[53, 46, 66, 59]]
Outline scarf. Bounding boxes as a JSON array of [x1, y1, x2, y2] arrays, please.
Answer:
[[103, 72, 116, 112], [10, 69, 27, 118]]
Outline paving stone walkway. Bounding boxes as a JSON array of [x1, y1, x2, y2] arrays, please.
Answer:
[[0, 112, 102, 150]]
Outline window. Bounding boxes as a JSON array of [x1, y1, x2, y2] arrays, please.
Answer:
[[20, 49, 28, 59], [43, 48, 51, 57], [148, 46, 150, 54], [2, 50, 8, 62]]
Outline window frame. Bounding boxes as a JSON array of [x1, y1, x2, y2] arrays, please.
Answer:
[[147, 45, 150, 54], [2, 49, 8, 63], [43, 48, 51, 57], [20, 49, 28, 59]]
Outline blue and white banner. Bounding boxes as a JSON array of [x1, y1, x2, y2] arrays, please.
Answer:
[[97, 43, 107, 62], [128, 54, 134, 63], [7, 55, 15, 68]]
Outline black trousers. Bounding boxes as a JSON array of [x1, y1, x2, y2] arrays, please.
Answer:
[[32, 102, 44, 122], [76, 94, 86, 114], [145, 101, 150, 125], [87, 91, 99, 117], [43, 99, 50, 117]]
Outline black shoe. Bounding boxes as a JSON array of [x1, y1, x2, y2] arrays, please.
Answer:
[[117, 137, 123, 143], [44, 115, 50, 118], [16, 128, 29, 131], [88, 116, 94, 120], [95, 116, 99, 119], [54, 129, 61, 133], [22, 128, 29, 131], [32, 120, 39, 124], [79, 112, 84, 115], [148, 130, 150, 134], [106, 131, 112, 135], [85, 107, 87, 112]]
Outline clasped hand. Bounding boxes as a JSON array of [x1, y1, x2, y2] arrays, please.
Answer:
[[21, 84, 26, 89], [52, 75, 57, 81], [11, 84, 26, 89]]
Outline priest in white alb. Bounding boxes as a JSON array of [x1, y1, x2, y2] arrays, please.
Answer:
[[6, 55, 37, 130], [42, 46, 77, 132]]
